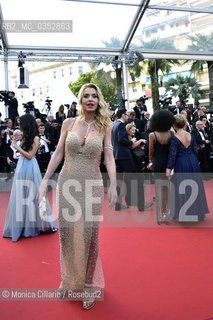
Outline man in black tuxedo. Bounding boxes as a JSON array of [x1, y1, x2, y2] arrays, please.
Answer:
[[111, 109, 134, 210], [169, 101, 183, 115], [191, 120, 210, 172], [0, 91, 19, 123], [193, 109, 206, 127], [141, 111, 151, 132], [6, 129, 22, 171], [2, 119, 14, 172], [133, 99, 147, 120]]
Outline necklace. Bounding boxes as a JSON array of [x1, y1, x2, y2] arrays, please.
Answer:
[[84, 120, 95, 140]]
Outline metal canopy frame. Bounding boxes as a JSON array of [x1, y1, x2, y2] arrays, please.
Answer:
[[0, 0, 212, 113], [1, 0, 213, 63]]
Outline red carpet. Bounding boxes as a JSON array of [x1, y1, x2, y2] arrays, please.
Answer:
[[1, 181, 213, 320]]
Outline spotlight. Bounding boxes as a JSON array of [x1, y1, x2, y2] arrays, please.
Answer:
[[128, 51, 135, 60], [128, 51, 135, 67], [112, 56, 122, 69], [135, 50, 144, 61]]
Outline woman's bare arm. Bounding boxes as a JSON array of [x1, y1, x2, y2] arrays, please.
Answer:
[[103, 125, 117, 208], [149, 132, 156, 162], [37, 119, 73, 202], [131, 138, 147, 149], [11, 136, 39, 160]]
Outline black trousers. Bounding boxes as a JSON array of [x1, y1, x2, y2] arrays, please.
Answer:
[[198, 148, 208, 172], [115, 158, 144, 209], [37, 152, 51, 173]]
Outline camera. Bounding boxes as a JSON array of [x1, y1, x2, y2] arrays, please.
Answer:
[[0, 90, 9, 102], [158, 97, 172, 109], [179, 96, 188, 108], [45, 98, 52, 108], [139, 95, 149, 104], [205, 109, 213, 115], [10, 161, 17, 170], [22, 101, 35, 113], [38, 144, 46, 155]]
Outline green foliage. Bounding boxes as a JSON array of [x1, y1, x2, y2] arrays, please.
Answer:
[[102, 37, 124, 48], [94, 69, 117, 103], [188, 33, 213, 52], [187, 33, 213, 107], [164, 75, 207, 103], [69, 70, 117, 104], [187, 33, 213, 74], [69, 72, 93, 97]]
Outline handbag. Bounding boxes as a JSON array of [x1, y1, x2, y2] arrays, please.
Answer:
[[39, 196, 48, 220], [131, 146, 145, 159]]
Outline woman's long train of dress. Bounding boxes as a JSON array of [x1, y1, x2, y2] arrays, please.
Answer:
[[3, 156, 58, 242], [57, 119, 105, 292]]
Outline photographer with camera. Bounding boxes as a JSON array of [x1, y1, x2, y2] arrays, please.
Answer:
[[42, 98, 53, 118], [6, 129, 22, 172], [0, 113, 4, 125], [0, 91, 19, 123], [133, 97, 147, 120], [23, 101, 46, 122], [158, 96, 172, 110]]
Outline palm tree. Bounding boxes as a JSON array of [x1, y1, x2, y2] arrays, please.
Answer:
[[187, 33, 213, 108], [99, 37, 138, 107], [129, 39, 179, 111], [69, 69, 117, 103], [164, 75, 207, 105], [102, 38, 124, 106]]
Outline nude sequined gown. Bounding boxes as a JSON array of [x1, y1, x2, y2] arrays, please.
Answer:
[[56, 119, 105, 290]]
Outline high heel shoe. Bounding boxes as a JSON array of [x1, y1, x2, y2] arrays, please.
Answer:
[[83, 300, 95, 310]]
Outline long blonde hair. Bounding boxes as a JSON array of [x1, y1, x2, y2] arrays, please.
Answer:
[[126, 123, 134, 139], [58, 105, 65, 117], [78, 83, 111, 135]]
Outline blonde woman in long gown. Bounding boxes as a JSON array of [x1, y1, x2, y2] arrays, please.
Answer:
[[38, 83, 117, 310]]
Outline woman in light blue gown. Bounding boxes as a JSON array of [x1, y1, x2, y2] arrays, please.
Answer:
[[3, 114, 58, 242]]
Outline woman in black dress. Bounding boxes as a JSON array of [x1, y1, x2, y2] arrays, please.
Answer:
[[149, 110, 174, 222], [56, 105, 66, 125]]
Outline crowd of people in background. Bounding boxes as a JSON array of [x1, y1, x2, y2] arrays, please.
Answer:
[[1, 93, 213, 183], [0, 99, 78, 174]]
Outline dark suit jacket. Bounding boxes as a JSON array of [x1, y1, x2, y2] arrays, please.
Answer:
[[141, 118, 150, 132], [111, 120, 132, 160], [134, 118, 143, 132], [5, 97, 19, 121], [49, 126, 61, 151], [170, 106, 184, 115], [191, 128, 207, 147], [6, 140, 20, 163]]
